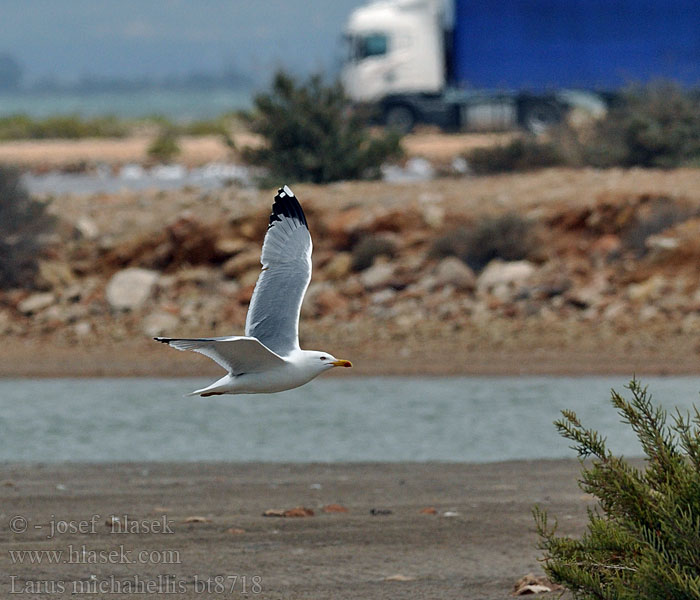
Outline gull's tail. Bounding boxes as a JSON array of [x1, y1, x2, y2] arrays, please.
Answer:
[[187, 374, 232, 398]]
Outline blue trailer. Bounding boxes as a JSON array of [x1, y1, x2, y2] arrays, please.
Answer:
[[342, 0, 700, 132]]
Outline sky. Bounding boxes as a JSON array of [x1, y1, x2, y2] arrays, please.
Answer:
[[1, 1, 368, 84]]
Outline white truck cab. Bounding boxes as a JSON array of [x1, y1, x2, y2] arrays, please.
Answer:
[[342, 0, 445, 103]]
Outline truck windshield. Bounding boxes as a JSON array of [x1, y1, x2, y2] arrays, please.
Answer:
[[348, 33, 389, 61]]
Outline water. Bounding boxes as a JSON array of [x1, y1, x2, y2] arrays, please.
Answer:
[[2, 376, 699, 463], [23, 163, 254, 196], [0, 88, 252, 120], [22, 161, 431, 197]]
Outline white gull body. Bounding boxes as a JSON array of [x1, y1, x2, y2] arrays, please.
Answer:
[[155, 185, 351, 396]]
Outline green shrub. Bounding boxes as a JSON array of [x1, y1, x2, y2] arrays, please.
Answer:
[[564, 83, 700, 169], [535, 379, 700, 600], [466, 137, 563, 174], [241, 70, 403, 183], [430, 213, 534, 272], [0, 114, 127, 140], [147, 128, 181, 163], [0, 166, 56, 288]]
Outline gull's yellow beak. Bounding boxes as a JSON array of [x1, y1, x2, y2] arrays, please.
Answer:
[[331, 359, 352, 368]]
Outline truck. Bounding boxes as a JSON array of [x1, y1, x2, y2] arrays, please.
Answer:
[[341, 0, 700, 133]]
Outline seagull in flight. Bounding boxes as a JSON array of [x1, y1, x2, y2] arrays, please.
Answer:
[[155, 185, 352, 396]]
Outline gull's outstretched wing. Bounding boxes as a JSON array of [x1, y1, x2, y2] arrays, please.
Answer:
[[154, 336, 285, 374], [245, 185, 312, 356]]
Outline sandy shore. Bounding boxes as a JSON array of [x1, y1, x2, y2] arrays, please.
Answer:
[[1, 461, 589, 599], [2, 336, 700, 378], [0, 131, 513, 169]]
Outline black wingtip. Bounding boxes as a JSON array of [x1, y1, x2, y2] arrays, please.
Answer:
[[154, 337, 171, 344], [269, 184, 308, 229]]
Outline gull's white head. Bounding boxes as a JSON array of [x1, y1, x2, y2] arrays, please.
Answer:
[[301, 350, 353, 374]]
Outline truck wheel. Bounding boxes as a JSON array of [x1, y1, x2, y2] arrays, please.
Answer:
[[384, 105, 416, 133], [520, 101, 561, 134]]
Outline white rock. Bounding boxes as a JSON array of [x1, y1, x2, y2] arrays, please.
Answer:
[[371, 288, 397, 305], [434, 257, 476, 291], [568, 274, 609, 308], [451, 156, 469, 174], [646, 235, 679, 252], [627, 275, 666, 303], [360, 262, 395, 291], [106, 268, 159, 311], [76, 216, 99, 240], [478, 260, 536, 292], [73, 321, 92, 337], [639, 305, 660, 322], [603, 301, 626, 321], [142, 311, 179, 337], [18, 292, 55, 315]]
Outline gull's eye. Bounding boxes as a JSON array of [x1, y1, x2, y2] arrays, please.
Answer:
[[320, 356, 327, 361]]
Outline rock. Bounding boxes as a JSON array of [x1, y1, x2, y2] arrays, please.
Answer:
[[263, 507, 314, 518], [61, 284, 83, 303], [451, 156, 469, 174], [322, 504, 349, 513], [18, 292, 55, 315], [283, 507, 314, 518], [590, 234, 622, 261], [433, 257, 476, 291], [324, 207, 367, 249], [73, 321, 92, 337], [513, 573, 563, 596], [222, 250, 260, 279], [75, 216, 99, 240], [36, 261, 75, 290], [329, 269, 356, 292], [315, 288, 347, 316], [639, 305, 660, 321], [301, 282, 330, 318], [371, 288, 397, 305], [219, 280, 241, 297], [39, 304, 64, 323], [603, 301, 626, 321], [567, 274, 609, 308], [419, 192, 445, 228], [421, 203, 445, 229], [105, 268, 159, 311], [682, 313, 700, 334], [142, 311, 179, 337], [105, 516, 123, 529], [369, 508, 393, 516], [323, 252, 353, 280], [478, 260, 536, 292], [360, 261, 395, 291], [238, 268, 261, 288], [174, 266, 215, 285], [0, 310, 11, 334], [236, 284, 256, 305], [627, 275, 666, 303], [183, 516, 211, 523], [384, 574, 415, 582], [646, 234, 680, 253], [214, 237, 247, 258]]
